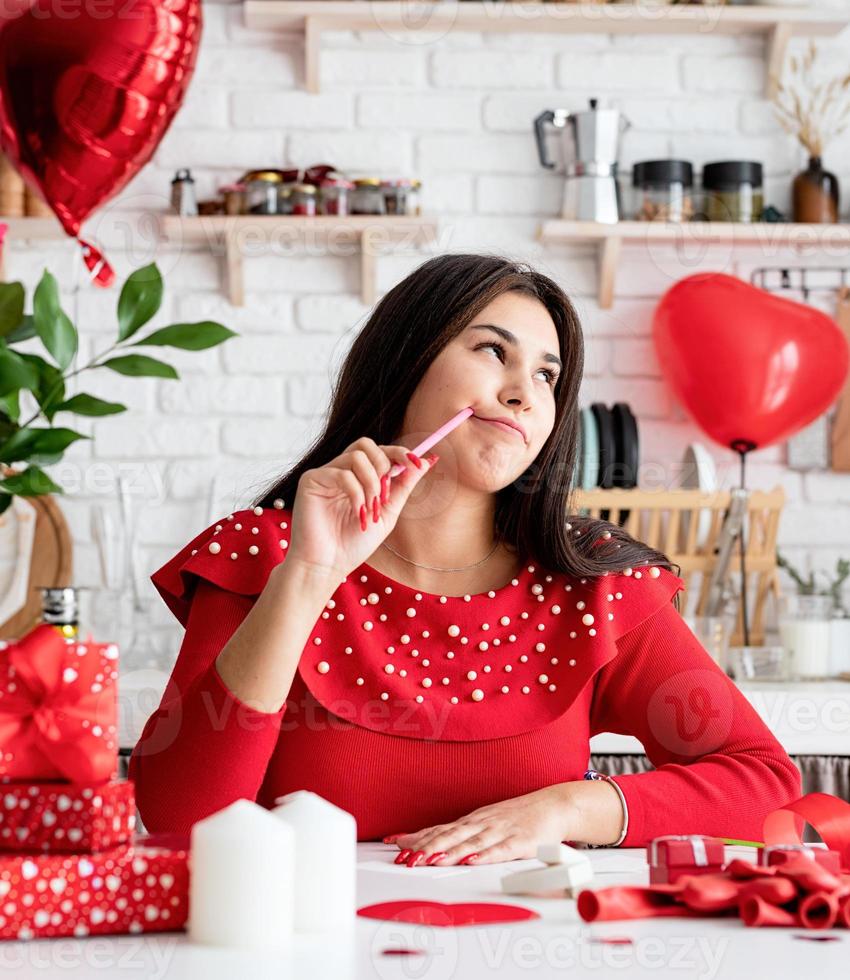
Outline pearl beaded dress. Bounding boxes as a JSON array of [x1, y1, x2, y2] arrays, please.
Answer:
[[129, 504, 801, 845]]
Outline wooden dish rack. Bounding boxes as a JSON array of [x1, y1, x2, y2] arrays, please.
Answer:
[[570, 487, 787, 647]]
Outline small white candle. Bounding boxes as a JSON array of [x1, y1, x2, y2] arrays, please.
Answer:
[[189, 798, 295, 950], [273, 791, 356, 933]]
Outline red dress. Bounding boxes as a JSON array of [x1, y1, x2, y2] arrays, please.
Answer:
[[129, 504, 801, 845]]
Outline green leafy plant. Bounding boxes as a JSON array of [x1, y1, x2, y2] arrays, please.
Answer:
[[777, 550, 850, 616], [0, 263, 237, 514]]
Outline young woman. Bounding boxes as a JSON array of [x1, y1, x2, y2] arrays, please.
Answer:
[[130, 253, 801, 868]]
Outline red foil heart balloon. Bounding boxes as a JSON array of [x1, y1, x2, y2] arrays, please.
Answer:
[[358, 900, 539, 927], [0, 0, 202, 285], [653, 273, 850, 450]]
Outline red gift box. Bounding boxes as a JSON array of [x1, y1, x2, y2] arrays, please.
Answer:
[[758, 843, 843, 874], [0, 780, 135, 853], [648, 835, 725, 884], [0, 625, 118, 783], [0, 837, 188, 941]]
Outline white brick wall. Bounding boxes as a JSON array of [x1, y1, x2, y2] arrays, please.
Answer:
[[5, 0, 850, 647]]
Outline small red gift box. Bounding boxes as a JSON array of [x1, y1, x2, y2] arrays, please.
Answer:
[[0, 836, 188, 941], [0, 780, 135, 853], [647, 835, 725, 884], [758, 843, 842, 874], [0, 625, 118, 783]]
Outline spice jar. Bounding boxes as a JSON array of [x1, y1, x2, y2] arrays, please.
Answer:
[[219, 182, 247, 216], [290, 183, 317, 216], [702, 161, 764, 223], [380, 178, 415, 215], [632, 160, 694, 222], [243, 170, 284, 214], [319, 175, 354, 215], [350, 177, 386, 215]]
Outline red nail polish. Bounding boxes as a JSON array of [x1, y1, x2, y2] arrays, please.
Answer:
[[359, 504, 367, 532], [395, 849, 412, 864], [380, 474, 389, 505], [407, 850, 425, 867], [425, 852, 446, 865], [425, 453, 439, 466], [406, 452, 422, 469], [372, 495, 380, 522], [459, 853, 479, 865]]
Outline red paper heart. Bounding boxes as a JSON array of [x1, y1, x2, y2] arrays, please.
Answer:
[[358, 900, 539, 927], [653, 273, 849, 450]]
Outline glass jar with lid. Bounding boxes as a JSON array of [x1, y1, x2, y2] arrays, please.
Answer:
[[319, 175, 354, 215], [702, 161, 764, 223], [289, 183, 317, 216], [243, 170, 284, 214], [350, 177, 386, 215], [219, 182, 247, 216], [380, 178, 416, 215], [632, 160, 695, 222]]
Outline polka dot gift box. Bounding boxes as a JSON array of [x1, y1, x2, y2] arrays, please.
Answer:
[[0, 835, 189, 941], [0, 625, 118, 783], [0, 781, 136, 854]]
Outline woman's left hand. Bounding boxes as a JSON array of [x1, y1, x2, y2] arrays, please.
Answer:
[[383, 785, 576, 867]]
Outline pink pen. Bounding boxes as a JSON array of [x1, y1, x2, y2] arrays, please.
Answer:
[[387, 406, 475, 478]]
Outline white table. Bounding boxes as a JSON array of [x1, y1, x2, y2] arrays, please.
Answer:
[[2, 843, 845, 977]]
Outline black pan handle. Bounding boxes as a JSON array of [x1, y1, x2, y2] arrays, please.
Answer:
[[534, 110, 556, 169]]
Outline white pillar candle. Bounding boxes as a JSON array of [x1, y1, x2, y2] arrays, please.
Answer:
[[272, 791, 356, 934], [189, 798, 296, 950]]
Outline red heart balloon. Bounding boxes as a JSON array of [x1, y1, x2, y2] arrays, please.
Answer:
[[653, 273, 850, 450], [358, 900, 539, 927], [0, 0, 202, 285]]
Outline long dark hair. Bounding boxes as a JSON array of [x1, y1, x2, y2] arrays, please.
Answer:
[[253, 253, 680, 592]]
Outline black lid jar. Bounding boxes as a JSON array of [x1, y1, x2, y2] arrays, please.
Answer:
[[702, 161, 764, 223], [631, 159, 695, 222]]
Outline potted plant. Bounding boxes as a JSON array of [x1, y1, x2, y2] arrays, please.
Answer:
[[771, 41, 850, 223], [0, 262, 236, 509], [776, 551, 849, 679], [0, 262, 236, 633]]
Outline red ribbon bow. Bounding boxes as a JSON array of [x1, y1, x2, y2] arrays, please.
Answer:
[[0, 624, 117, 782]]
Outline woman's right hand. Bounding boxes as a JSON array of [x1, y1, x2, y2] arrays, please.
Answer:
[[285, 438, 439, 585]]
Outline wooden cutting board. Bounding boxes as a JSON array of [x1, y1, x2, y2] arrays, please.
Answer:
[[830, 287, 850, 471], [0, 493, 72, 640]]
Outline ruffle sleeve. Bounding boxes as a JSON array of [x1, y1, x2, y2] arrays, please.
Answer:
[[150, 504, 292, 627]]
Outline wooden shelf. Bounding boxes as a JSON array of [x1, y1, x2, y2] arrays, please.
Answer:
[[0, 216, 65, 239], [538, 219, 850, 308], [243, 1, 850, 94], [159, 214, 439, 306], [0, 216, 67, 279]]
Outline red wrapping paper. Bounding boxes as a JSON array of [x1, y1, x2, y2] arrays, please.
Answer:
[[0, 837, 188, 941], [759, 844, 842, 874], [0, 626, 118, 783], [0, 780, 135, 853], [579, 792, 850, 930], [647, 835, 725, 884]]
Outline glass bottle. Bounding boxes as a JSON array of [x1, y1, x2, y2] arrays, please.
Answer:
[[38, 586, 79, 640], [792, 155, 839, 223]]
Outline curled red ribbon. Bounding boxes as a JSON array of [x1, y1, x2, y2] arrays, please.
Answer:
[[577, 793, 850, 929], [78, 239, 116, 287], [0, 624, 117, 782], [764, 792, 850, 870]]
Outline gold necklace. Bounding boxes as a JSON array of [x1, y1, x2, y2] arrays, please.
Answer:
[[380, 538, 501, 573]]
